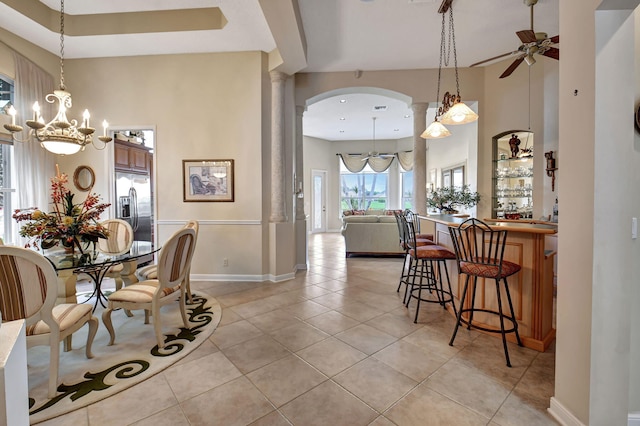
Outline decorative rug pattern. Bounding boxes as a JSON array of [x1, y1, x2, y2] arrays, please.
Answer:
[[27, 292, 221, 424]]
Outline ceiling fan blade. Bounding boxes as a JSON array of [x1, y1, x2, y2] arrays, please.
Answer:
[[516, 30, 537, 44], [549, 35, 560, 44], [541, 47, 559, 60], [469, 51, 517, 68], [499, 56, 525, 79]]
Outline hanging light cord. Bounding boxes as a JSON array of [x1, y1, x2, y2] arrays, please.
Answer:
[[449, 7, 461, 99], [435, 12, 445, 119], [59, 0, 66, 90]]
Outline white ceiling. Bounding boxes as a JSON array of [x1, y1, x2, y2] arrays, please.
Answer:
[[0, 0, 559, 141]]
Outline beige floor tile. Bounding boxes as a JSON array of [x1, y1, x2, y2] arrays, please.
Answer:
[[269, 322, 329, 351], [305, 310, 360, 335], [232, 298, 286, 319], [365, 312, 425, 338], [402, 326, 463, 360], [164, 351, 243, 401], [296, 337, 367, 377], [248, 410, 293, 426], [246, 354, 327, 407], [335, 324, 397, 355], [513, 359, 555, 401], [425, 358, 512, 418], [247, 309, 302, 333], [131, 405, 190, 426], [335, 301, 384, 322], [87, 374, 178, 425], [491, 388, 559, 426], [333, 357, 417, 412], [283, 300, 332, 319], [181, 377, 275, 426], [222, 334, 290, 374], [311, 293, 352, 309], [174, 338, 219, 367], [279, 380, 378, 426], [285, 285, 333, 300], [373, 340, 448, 382], [218, 307, 245, 326], [315, 280, 351, 292], [36, 407, 88, 426], [210, 319, 264, 349], [384, 384, 490, 425], [368, 416, 397, 426]]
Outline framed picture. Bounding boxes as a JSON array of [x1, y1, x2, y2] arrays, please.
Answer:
[[183, 159, 234, 202]]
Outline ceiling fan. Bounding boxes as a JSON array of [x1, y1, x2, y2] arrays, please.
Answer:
[[361, 117, 395, 161], [469, 0, 559, 78]]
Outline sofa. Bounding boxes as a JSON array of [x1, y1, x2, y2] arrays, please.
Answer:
[[340, 209, 404, 257]]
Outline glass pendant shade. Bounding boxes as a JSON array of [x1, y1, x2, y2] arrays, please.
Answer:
[[40, 140, 83, 155], [439, 102, 479, 125], [421, 120, 451, 139]]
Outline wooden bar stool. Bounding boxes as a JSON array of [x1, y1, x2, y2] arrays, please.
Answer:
[[402, 215, 457, 323], [448, 218, 523, 367]]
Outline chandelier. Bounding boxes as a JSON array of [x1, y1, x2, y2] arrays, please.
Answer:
[[3, 0, 111, 155], [422, 3, 478, 139]]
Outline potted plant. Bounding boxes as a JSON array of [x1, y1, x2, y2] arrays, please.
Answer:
[[426, 184, 481, 213]]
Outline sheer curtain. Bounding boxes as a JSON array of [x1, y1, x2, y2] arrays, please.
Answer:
[[12, 51, 55, 239]]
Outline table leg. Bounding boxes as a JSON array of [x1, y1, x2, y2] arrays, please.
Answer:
[[56, 270, 78, 305]]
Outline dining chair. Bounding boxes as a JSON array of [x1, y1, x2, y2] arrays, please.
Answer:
[[97, 218, 134, 291], [102, 225, 197, 349], [0, 245, 98, 398], [136, 220, 199, 303]]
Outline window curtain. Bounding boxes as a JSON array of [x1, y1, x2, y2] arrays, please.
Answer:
[[338, 153, 395, 173], [397, 150, 414, 171], [12, 51, 55, 238]]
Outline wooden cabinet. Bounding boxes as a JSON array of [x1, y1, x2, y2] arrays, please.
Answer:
[[114, 140, 151, 173]]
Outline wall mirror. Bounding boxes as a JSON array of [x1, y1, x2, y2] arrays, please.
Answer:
[[73, 165, 95, 191]]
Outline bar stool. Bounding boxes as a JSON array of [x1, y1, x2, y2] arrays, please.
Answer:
[[394, 211, 435, 304], [448, 218, 522, 367], [402, 215, 457, 323]]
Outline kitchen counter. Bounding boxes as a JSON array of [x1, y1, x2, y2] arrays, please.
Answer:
[[419, 214, 556, 351]]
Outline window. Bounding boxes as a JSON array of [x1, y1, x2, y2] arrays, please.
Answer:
[[401, 169, 413, 210], [0, 75, 15, 244], [442, 165, 465, 189], [340, 163, 388, 210]]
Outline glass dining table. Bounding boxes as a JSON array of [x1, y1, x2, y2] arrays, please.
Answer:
[[44, 241, 160, 312]]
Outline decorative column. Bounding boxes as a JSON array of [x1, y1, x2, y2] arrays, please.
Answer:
[[412, 102, 428, 215], [294, 105, 308, 270], [270, 71, 288, 223]]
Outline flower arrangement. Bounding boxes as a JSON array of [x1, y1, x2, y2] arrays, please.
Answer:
[[13, 168, 110, 254], [426, 184, 481, 213]]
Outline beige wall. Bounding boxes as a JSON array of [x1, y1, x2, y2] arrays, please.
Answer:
[[54, 51, 272, 279]]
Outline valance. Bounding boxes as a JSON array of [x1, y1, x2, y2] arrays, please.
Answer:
[[338, 150, 414, 173], [397, 151, 414, 171]]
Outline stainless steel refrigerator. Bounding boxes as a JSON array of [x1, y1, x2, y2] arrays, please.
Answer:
[[115, 172, 153, 262]]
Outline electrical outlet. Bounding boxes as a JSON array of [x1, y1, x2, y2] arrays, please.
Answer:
[[632, 218, 637, 240], [223, 258, 229, 267]]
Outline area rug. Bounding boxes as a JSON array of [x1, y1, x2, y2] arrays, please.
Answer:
[[27, 292, 221, 424]]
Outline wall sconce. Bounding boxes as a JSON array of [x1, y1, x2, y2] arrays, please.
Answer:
[[545, 151, 557, 191]]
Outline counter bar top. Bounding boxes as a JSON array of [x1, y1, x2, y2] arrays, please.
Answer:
[[419, 214, 557, 235]]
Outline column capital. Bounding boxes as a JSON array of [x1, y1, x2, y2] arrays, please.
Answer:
[[411, 102, 429, 115], [296, 105, 306, 117], [270, 70, 289, 84]]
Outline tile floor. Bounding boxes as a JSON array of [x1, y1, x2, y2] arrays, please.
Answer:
[[40, 233, 558, 426]]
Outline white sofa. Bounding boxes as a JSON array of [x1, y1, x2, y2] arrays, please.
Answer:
[[340, 213, 403, 257]]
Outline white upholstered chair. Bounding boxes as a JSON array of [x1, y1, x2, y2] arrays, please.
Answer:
[[97, 219, 134, 291], [102, 226, 196, 349], [136, 220, 199, 303], [0, 246, 98, 398]]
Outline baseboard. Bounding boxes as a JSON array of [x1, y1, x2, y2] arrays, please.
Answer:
[[548, 397, 586, 426], [629, 412, 640, 426], [191, 272, 296, 283]]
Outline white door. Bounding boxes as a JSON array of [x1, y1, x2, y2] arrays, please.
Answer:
[[311, 170, 327, 233]]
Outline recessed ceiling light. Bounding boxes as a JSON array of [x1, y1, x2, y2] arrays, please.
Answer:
[[339, 130, 345, 133], [339, 117, 346, 120], [404, 114, 411, 118], [339, 99, 347, 103], [394, 129, 400, 131]]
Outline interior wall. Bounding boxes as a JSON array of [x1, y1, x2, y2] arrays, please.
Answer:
[[57, 51, 269, 279]]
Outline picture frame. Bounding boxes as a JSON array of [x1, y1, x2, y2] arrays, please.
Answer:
[[183, 159, 234, 202]]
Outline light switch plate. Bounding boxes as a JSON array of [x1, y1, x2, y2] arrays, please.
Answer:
[[632, 217, 637, 240]]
